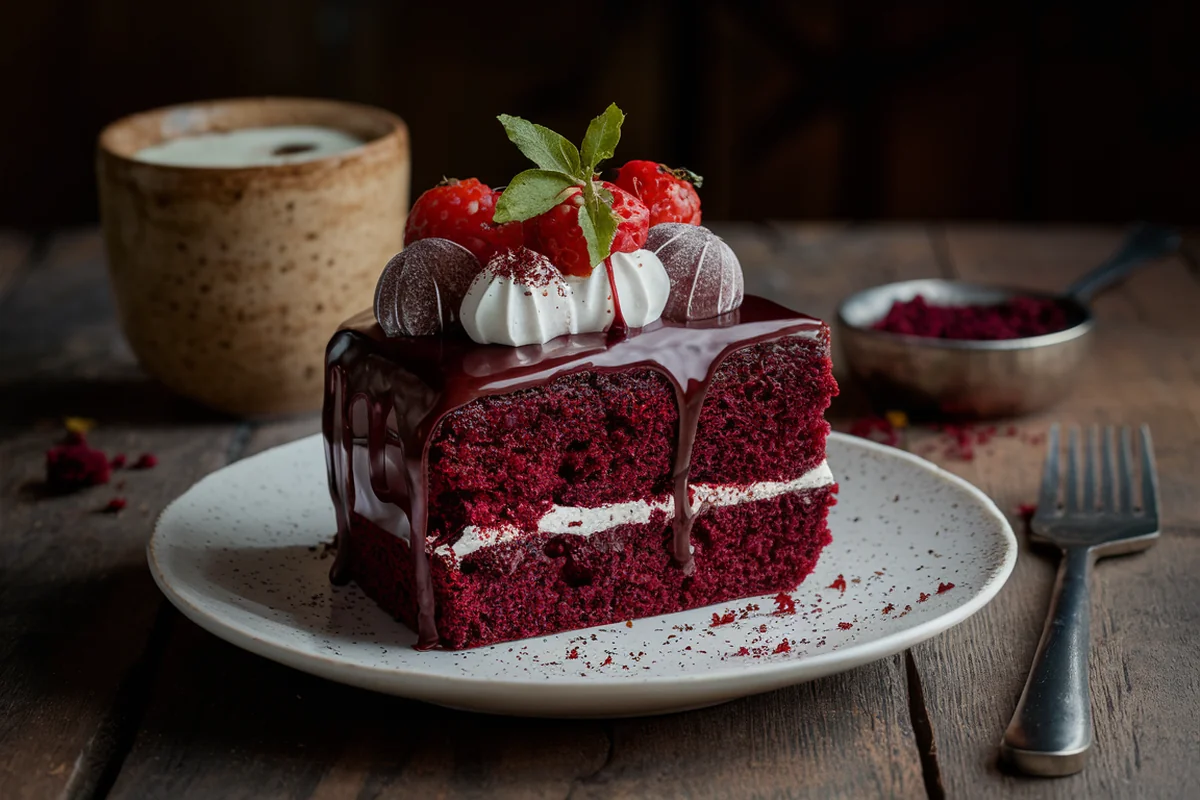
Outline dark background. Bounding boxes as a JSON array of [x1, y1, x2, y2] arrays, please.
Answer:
[[4, 0, 1198, 229]]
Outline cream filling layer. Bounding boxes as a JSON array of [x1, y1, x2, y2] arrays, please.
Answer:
[[434, 460, 834, 561]]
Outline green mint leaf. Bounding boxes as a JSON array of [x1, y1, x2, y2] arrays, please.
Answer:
[[580, 103, 624, 173], [493, 169, 579, 223], [497, 114, 582, 177], [578, 181, 620, 267]]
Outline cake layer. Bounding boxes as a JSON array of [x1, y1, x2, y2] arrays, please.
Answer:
[[428, 368, 679, 534], [342, 483, 837, 649], [426, 334, 834, 534]]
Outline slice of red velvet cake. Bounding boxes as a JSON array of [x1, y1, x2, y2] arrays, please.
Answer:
[[322, 105, 838, 650]]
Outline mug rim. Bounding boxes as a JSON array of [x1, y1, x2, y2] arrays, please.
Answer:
[[97, 96, 407, 176]]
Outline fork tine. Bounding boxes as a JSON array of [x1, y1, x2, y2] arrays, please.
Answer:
[[1082, 426, 1097, 512], [1140, 425, 1158, 517], [1037, 424, 1061, 514], [1100, 426, 1116, 511], [1064, 427, 1080, 513], [1118, 426, 1134, 513]]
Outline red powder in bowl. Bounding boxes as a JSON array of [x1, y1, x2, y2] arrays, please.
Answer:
[[873, 294, 1070, 340]]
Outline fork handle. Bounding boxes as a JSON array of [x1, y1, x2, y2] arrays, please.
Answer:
[[1000, 546, 1095, 776]]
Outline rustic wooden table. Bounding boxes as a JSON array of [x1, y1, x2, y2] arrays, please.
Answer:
[[2, 225, 1198, 800]]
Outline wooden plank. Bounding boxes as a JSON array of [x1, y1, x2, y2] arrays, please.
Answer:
[[574, 655, 923, 799], [0, 229, 240, 799], [0, 230, 33, 304], [906, 225, 1200, 799], [106, 620, 612, 799], [103, 226, 939, 799]]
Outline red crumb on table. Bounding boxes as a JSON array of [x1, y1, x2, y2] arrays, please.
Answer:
[[928, 422, 1027, 461], [46, 432, 111, 491], [711, 611, 736, 626], [873, 294, 1069, 340], [102, 497, 127, 513], [918, 592, 931, 603], [110, 453, 127, 469], [735, 646, 750, 657], [837, 622, 853, 630], [939, 424, 976, 461], [773, 640, 791, 654], [132, 453, 158, 469], [625, 620, 633, 628], [601, 655, 612, 666], [848, 416, 899, 447], [1018, 503, 1037, 530], [827, 574, 847, 593], [882, 603, 895, 615], [937, 582, 956, 594], [567, 648, 579, 660], [773, 593, 796, 614]]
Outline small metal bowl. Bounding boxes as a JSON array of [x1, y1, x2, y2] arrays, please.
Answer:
[[836, 225, 1179, 419]]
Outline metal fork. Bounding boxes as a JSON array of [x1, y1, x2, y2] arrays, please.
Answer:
[[1000, 424, 1160, 776]]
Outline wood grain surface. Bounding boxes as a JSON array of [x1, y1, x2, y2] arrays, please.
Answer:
[[0, 231, 242, 799], [1, 224, 1196, 799]]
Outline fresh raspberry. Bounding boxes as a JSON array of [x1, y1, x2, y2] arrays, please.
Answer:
[[613, 160, 702, 226], [525, 182, 649, 277], [403, 178, 523, 264]]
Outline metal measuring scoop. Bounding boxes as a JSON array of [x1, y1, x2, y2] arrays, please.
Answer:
[[836, 224, 1181, 418]]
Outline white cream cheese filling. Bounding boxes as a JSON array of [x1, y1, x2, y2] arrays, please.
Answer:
[[434, 460, 835, 561]]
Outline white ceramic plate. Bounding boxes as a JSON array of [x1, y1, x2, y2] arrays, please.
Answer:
[[149, 432, 1016, 717]]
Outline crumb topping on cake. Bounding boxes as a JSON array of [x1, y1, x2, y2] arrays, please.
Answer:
[[485, 247, 567, 290]]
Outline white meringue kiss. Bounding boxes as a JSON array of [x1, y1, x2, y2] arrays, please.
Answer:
[[460, 261, 573, 347], [567, 249, 670, 334], [460, 249, 670, 347]]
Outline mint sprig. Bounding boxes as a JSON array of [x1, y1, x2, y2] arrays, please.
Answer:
[[493, 104, 626, 268], [496, 114, 582, 176], [581, 104, 624, 173], [493, 170, 578, 221]]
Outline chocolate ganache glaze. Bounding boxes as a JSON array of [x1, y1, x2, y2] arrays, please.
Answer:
[[323, 293, 826, 649]]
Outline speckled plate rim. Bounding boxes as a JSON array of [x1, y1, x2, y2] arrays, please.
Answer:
[[148, 433, 1017, 717]]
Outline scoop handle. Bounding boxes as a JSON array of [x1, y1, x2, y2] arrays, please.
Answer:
[[1065, 223, 1180, 305]]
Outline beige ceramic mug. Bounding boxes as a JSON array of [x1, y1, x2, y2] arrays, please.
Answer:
[[97, 97, 409, 416]]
